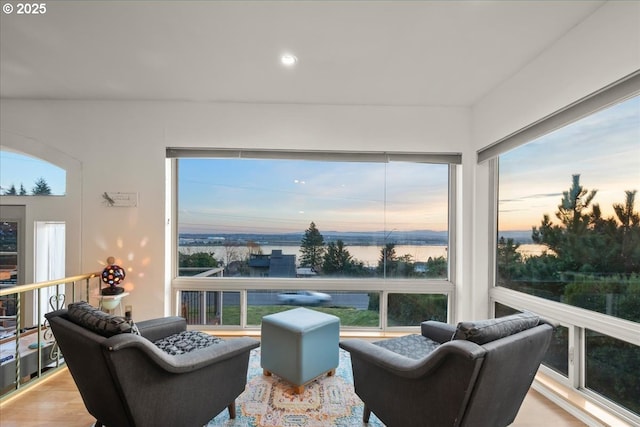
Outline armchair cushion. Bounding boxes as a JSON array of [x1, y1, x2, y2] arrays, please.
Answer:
[[67, 301, 139, 337], [421, 320, 456, 343], [136, 316, 186, 341], [153, 330, 223, 355], [373, 334, 441, 360], [453, 312, 539, 344]]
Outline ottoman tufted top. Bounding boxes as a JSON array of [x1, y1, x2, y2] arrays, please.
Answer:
[[262, 307, 339, 333]]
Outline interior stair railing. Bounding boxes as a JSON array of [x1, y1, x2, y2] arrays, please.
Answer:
[[0, 272, 101, 400]]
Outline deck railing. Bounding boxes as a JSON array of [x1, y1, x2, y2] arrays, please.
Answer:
[[0, 272, 101, 400]]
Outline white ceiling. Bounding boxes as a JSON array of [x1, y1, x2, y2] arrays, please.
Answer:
[[0, 1, 606, 107]]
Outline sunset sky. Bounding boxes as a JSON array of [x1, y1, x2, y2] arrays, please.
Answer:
[[498, 95, 639, 231], [178, 159, 449, 234]]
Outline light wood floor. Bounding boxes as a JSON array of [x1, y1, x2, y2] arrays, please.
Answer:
[[0, 368, 586, 427]]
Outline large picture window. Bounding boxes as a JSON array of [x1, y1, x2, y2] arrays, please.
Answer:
[[496, 95, 639, 323], [175, 153, 452, 281], [494, 92, 640, 417], [170, 150, 458, 329]]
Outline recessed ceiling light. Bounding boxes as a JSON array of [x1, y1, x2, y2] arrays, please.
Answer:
[[281, 54, 298, 66]]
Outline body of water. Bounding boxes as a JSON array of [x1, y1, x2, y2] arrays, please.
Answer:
[[517, 244, 553, 257], [180, 244, 548, 266]]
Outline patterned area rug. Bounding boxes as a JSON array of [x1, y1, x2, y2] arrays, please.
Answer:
[[207, 348, 384, 427]]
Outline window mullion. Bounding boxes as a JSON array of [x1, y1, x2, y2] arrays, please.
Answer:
[[570, 325, 582, 390]]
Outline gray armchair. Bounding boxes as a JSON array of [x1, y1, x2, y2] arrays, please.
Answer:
[[340, 312, 554, 427], [45, 303, 259, 427]]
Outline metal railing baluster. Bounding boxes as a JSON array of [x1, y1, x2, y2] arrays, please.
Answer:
[[0, 272, 100, 400]]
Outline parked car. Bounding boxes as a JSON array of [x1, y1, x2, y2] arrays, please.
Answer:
[[277, 290, 332, 306]]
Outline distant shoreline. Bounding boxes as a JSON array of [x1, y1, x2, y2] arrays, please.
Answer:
[[179, 244, 448, 266], [179, 242, 547, 266], [178, 230, 534, 247]]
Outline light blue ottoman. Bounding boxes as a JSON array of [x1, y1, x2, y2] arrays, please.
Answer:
[[261, 307, 340, 393]]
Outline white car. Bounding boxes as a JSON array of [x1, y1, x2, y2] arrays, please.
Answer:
[[277, 290, 332, 306]]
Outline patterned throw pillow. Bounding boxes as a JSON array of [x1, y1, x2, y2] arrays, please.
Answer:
[[453, 312, 540, 345], [153, 331, 223, 355], [67, 301, 139, 337], [373, 334, 441, 360]]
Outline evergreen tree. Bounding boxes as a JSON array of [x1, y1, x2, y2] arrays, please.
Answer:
[[4, 184, 17, 195], [396, 254, 417, 277], [521, 252, 564, 281], [587, 203, 621, 273], [531, 175, 640, 275], [19, 184, 27, 195], [497, 176, 640, 324], [425, 256, 448, 278], [378, 243, 397, 277], [532, 174, 599, 271], [612, 190, 640, 274], [497, 237, 523, 284], [32, 177, 52, 195], [322, 240, 353, 275], [299, 222, 325, 271]]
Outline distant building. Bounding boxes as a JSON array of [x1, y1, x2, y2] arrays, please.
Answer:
[[248, 250, 296, 278]]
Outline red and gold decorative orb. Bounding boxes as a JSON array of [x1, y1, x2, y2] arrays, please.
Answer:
[[101, 256, 126, 295]]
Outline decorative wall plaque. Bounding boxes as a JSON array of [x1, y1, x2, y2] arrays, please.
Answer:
[[102, 192, 138, 207]]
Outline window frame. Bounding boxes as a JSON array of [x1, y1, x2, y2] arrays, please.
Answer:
[[483, 71, 640, 424], [168, 149, 460, 332]]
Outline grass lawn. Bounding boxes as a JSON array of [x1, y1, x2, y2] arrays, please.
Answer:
[[221, 305, 380, 327]]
